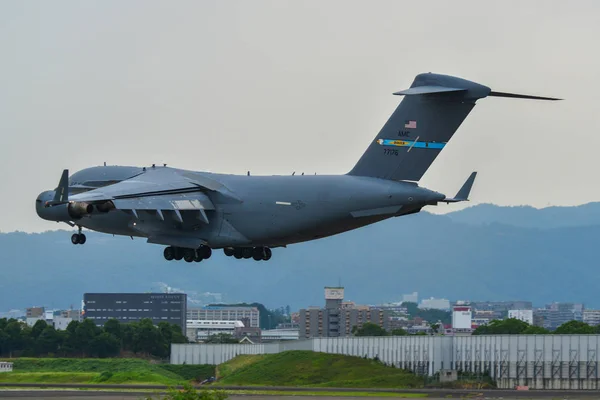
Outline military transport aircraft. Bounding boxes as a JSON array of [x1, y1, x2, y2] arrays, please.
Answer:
[[36, 73, 559, 263]]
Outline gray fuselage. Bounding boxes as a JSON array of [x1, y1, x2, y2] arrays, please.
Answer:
[[36, 166, 445, 249]]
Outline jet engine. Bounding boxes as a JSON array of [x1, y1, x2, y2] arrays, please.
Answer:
[[96, 201, 115, 213], [67, 202, 93, 219]]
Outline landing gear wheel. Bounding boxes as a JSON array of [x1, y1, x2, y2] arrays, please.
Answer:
[[71, 234, 80, 245], [233, 248, 243, 259], [183, 249, 195, 263], [201, 246, 212, 259], [193, 251, 203, 262], [78, 234, 86, 245], [174, 248, 183, 261], [164, 247, 174, 261], [263, 247, 272, 261], [224, 248, 234, 257], [242, 248, 253, 259], [252, 247, 264, 261]]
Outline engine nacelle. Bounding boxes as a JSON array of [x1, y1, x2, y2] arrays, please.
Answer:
[[96, 201, 115, 213], [67, 202, 93, 219]]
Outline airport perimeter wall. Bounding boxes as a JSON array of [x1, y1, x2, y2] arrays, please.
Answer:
[[171, 335, 600, 389]]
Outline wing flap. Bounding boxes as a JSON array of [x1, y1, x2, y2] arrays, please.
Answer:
[[112, 193, 215, 211]]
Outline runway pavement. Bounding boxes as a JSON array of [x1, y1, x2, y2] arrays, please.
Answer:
[[2, 390, 600, 400]]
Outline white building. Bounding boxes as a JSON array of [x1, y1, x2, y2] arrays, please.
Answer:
[[452, 305, 472, 330], [186, 320, 244, 342], [53, 316, 73, 330], [25, 317, 42, 327], [508, 310, 534, 325], [419, 297, 450, 310], [0, 362, 12, 373], [584, 310, 600, 326], [261, 328, 299, 341], [402, 292, 418, 304], [187, 306, 259, 328], [472, 318, 490, 328], [25, 314, 73, 330]]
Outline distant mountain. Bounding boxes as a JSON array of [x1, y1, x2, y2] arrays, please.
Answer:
[[2, 202, 600, 312], [446, 202, 600, 229]]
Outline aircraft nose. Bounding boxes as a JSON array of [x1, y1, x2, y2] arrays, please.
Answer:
[[35, 190, 55, 218]]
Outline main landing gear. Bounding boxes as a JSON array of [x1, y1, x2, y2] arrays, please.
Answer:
[[223, 247, 272, 261], [164, 245, 212, 263], [71, 226, 86, 245]]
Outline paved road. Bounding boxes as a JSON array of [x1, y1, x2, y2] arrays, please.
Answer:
[[2, 391, 600, 400]]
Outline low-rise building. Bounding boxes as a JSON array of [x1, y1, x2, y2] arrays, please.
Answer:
[[508, 310, 534, 325], [234, 325, 262, 343], [187, 306, 259, 328], [261, 328, 299, 341], [419, 298, 450, 310], [584, 310, 600, 326], [61, 309, 82, 321], [26, 307, 44, 318], [53, 316, 73, 330], [0, 362, 12, 373], [186, 320, 244, 342]]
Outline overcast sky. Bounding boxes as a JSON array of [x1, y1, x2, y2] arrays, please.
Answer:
[[1, 1, 599, 232]]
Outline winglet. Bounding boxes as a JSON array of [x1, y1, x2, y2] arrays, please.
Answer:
[[443, 172, 477, 203], [52, 169, 69, 204]]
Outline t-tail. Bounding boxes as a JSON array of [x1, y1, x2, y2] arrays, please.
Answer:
[[348, 72, 560, 182]]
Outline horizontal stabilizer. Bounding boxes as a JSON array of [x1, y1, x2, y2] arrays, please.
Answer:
[[393, 86, 466, 96], [488, 91, 562, 101], [443, 171, 477, 203]]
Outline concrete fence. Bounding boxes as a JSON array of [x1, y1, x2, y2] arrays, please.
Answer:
[[171, 335, 600, 389]]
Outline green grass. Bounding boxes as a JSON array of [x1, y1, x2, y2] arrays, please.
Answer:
[[216, 351, 424, 389], [0, 372, 95, 384], [224, 390, 427, 397], [0, 358, 215, 385]]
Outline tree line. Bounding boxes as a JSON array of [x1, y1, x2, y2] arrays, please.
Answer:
[[0, 317, 187, 358], [353, 319, 600, 337], [473, 318, 600, 335]]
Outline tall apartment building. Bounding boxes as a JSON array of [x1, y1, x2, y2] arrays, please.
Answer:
[[187, 306, 260, 328], [535, 303, 584, 330], [299, 287, 390, 339]]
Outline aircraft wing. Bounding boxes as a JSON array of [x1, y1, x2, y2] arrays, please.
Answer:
[[68, 168, 199, 201], [67, 168, 233, 203], [112, 192, 215, 223], [65, 168, 234, 224]]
